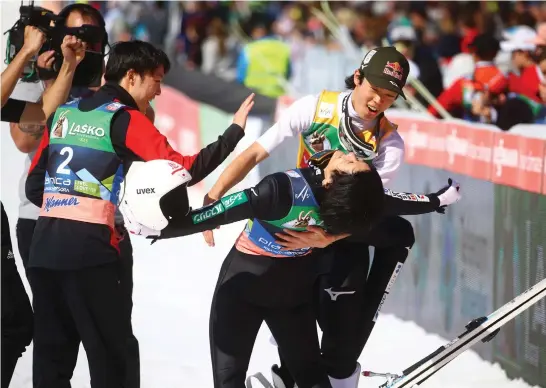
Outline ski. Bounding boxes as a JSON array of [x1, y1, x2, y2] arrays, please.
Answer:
[[363, 277, 546, 388]]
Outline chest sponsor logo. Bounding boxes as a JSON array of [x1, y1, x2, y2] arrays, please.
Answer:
[[45, 176, 72, 193], [317, 102, 335, 119], [257, 236, 310, 256], [68, 122, 105, 138], [282, 210, 322, 229], [51, 110, 70, 139], [306, 130, 331, 153], [43, 196, 80, 212]]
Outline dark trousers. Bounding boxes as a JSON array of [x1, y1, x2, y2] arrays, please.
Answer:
[[318, 216, 415, 378], [18, 219, 140, 388], [15, 218, 36, 274], [1, 209, 33, 388], [210, 248, 331, 388], [278, 216, 415, 380], [28, 262, 128, 388]]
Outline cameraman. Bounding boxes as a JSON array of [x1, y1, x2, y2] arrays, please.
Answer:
[[1, 26, 84, 124], [2, 29, 84, 388], [9, 4, 140, 388]]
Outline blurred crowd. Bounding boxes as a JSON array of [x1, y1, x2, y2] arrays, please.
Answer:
[[60, 1, 545, 130]]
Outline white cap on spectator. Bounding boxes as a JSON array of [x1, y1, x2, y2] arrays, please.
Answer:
[[390, 25, 417, 42], [500, 26, 537, 52]]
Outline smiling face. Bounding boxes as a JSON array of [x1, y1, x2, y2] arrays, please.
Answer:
[[124, 65, 165, 112], [352, 76, 398, 120]]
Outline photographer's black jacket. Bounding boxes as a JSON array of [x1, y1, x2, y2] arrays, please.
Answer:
[[1, 98, 27, 122], [25, 82, 244, 270], [157, 167, 443, 241]]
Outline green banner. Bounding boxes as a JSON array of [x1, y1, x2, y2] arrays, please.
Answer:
[[493, 186, 546, 386], [198, 104, 233, 192], [382, 163, 546, 387]]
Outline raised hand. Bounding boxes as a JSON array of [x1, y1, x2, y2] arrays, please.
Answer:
[[232, 93, 255, 129], [21, 26, 46, 57], [60, 35, 87, 68]]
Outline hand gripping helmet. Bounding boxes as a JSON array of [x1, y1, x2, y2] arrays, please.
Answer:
[[118, 160, 192, 232]]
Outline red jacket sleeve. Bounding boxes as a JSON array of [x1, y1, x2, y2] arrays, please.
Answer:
[[26, 126, 50, 208], [112, 108, 244, 186], [123, 109, 198, 168], [509, 66, 541, 102], [428, 78, 464, 118]]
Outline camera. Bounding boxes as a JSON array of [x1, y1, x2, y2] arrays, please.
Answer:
[[4, 1, 106, 87]]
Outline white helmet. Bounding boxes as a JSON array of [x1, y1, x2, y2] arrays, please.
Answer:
[[118, 159, 192, 233]]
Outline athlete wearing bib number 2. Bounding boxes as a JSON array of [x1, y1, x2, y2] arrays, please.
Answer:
[[42, 101, 125, 229], [24, 41, 253, 388]]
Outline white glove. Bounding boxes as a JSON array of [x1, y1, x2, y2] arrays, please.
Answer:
[[437, 179, 461, 207], [119, 200, 161, 237]]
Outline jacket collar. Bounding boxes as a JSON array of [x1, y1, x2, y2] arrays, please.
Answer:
[[99, 82, 140, 110]]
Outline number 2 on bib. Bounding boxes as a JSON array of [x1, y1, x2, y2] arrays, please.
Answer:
[[56, 146, 74, 175]]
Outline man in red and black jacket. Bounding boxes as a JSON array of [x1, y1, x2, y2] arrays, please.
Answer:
[[25, 40, 254, 388], [428, 34, 508, 120]]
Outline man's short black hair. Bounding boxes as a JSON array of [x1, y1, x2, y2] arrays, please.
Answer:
[[345, 70, 365, 90], [320, 169, 385, 234], [104, 41, 171, 83]]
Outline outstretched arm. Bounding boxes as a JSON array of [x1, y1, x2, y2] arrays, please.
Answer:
[[383, 180, 461, 216], [154, 172, 292, 241]]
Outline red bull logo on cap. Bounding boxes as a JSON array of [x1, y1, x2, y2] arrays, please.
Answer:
[[383, 61, 404, 81]]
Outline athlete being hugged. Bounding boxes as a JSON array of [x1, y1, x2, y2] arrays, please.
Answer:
[[118, 150, 461, 388]]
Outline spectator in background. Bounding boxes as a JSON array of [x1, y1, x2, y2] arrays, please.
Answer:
[[179, 1, 210, 69], [470, 46, 546, 129], [103, 1, 133, 43], [201, 18, 238, 80], [389, 24, 443, 101], [457, 4, 481, 53], [133, 1, 169, 49], [501, 25, 542, 102], [429, 33, 507, 120], [236, 14, 291, 98]]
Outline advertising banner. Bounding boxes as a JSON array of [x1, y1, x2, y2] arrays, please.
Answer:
[[154, 85, 200, 156], [493, 186, 546, 386]]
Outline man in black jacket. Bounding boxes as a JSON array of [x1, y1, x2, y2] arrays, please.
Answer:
[[25, 39, 254, 388]]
